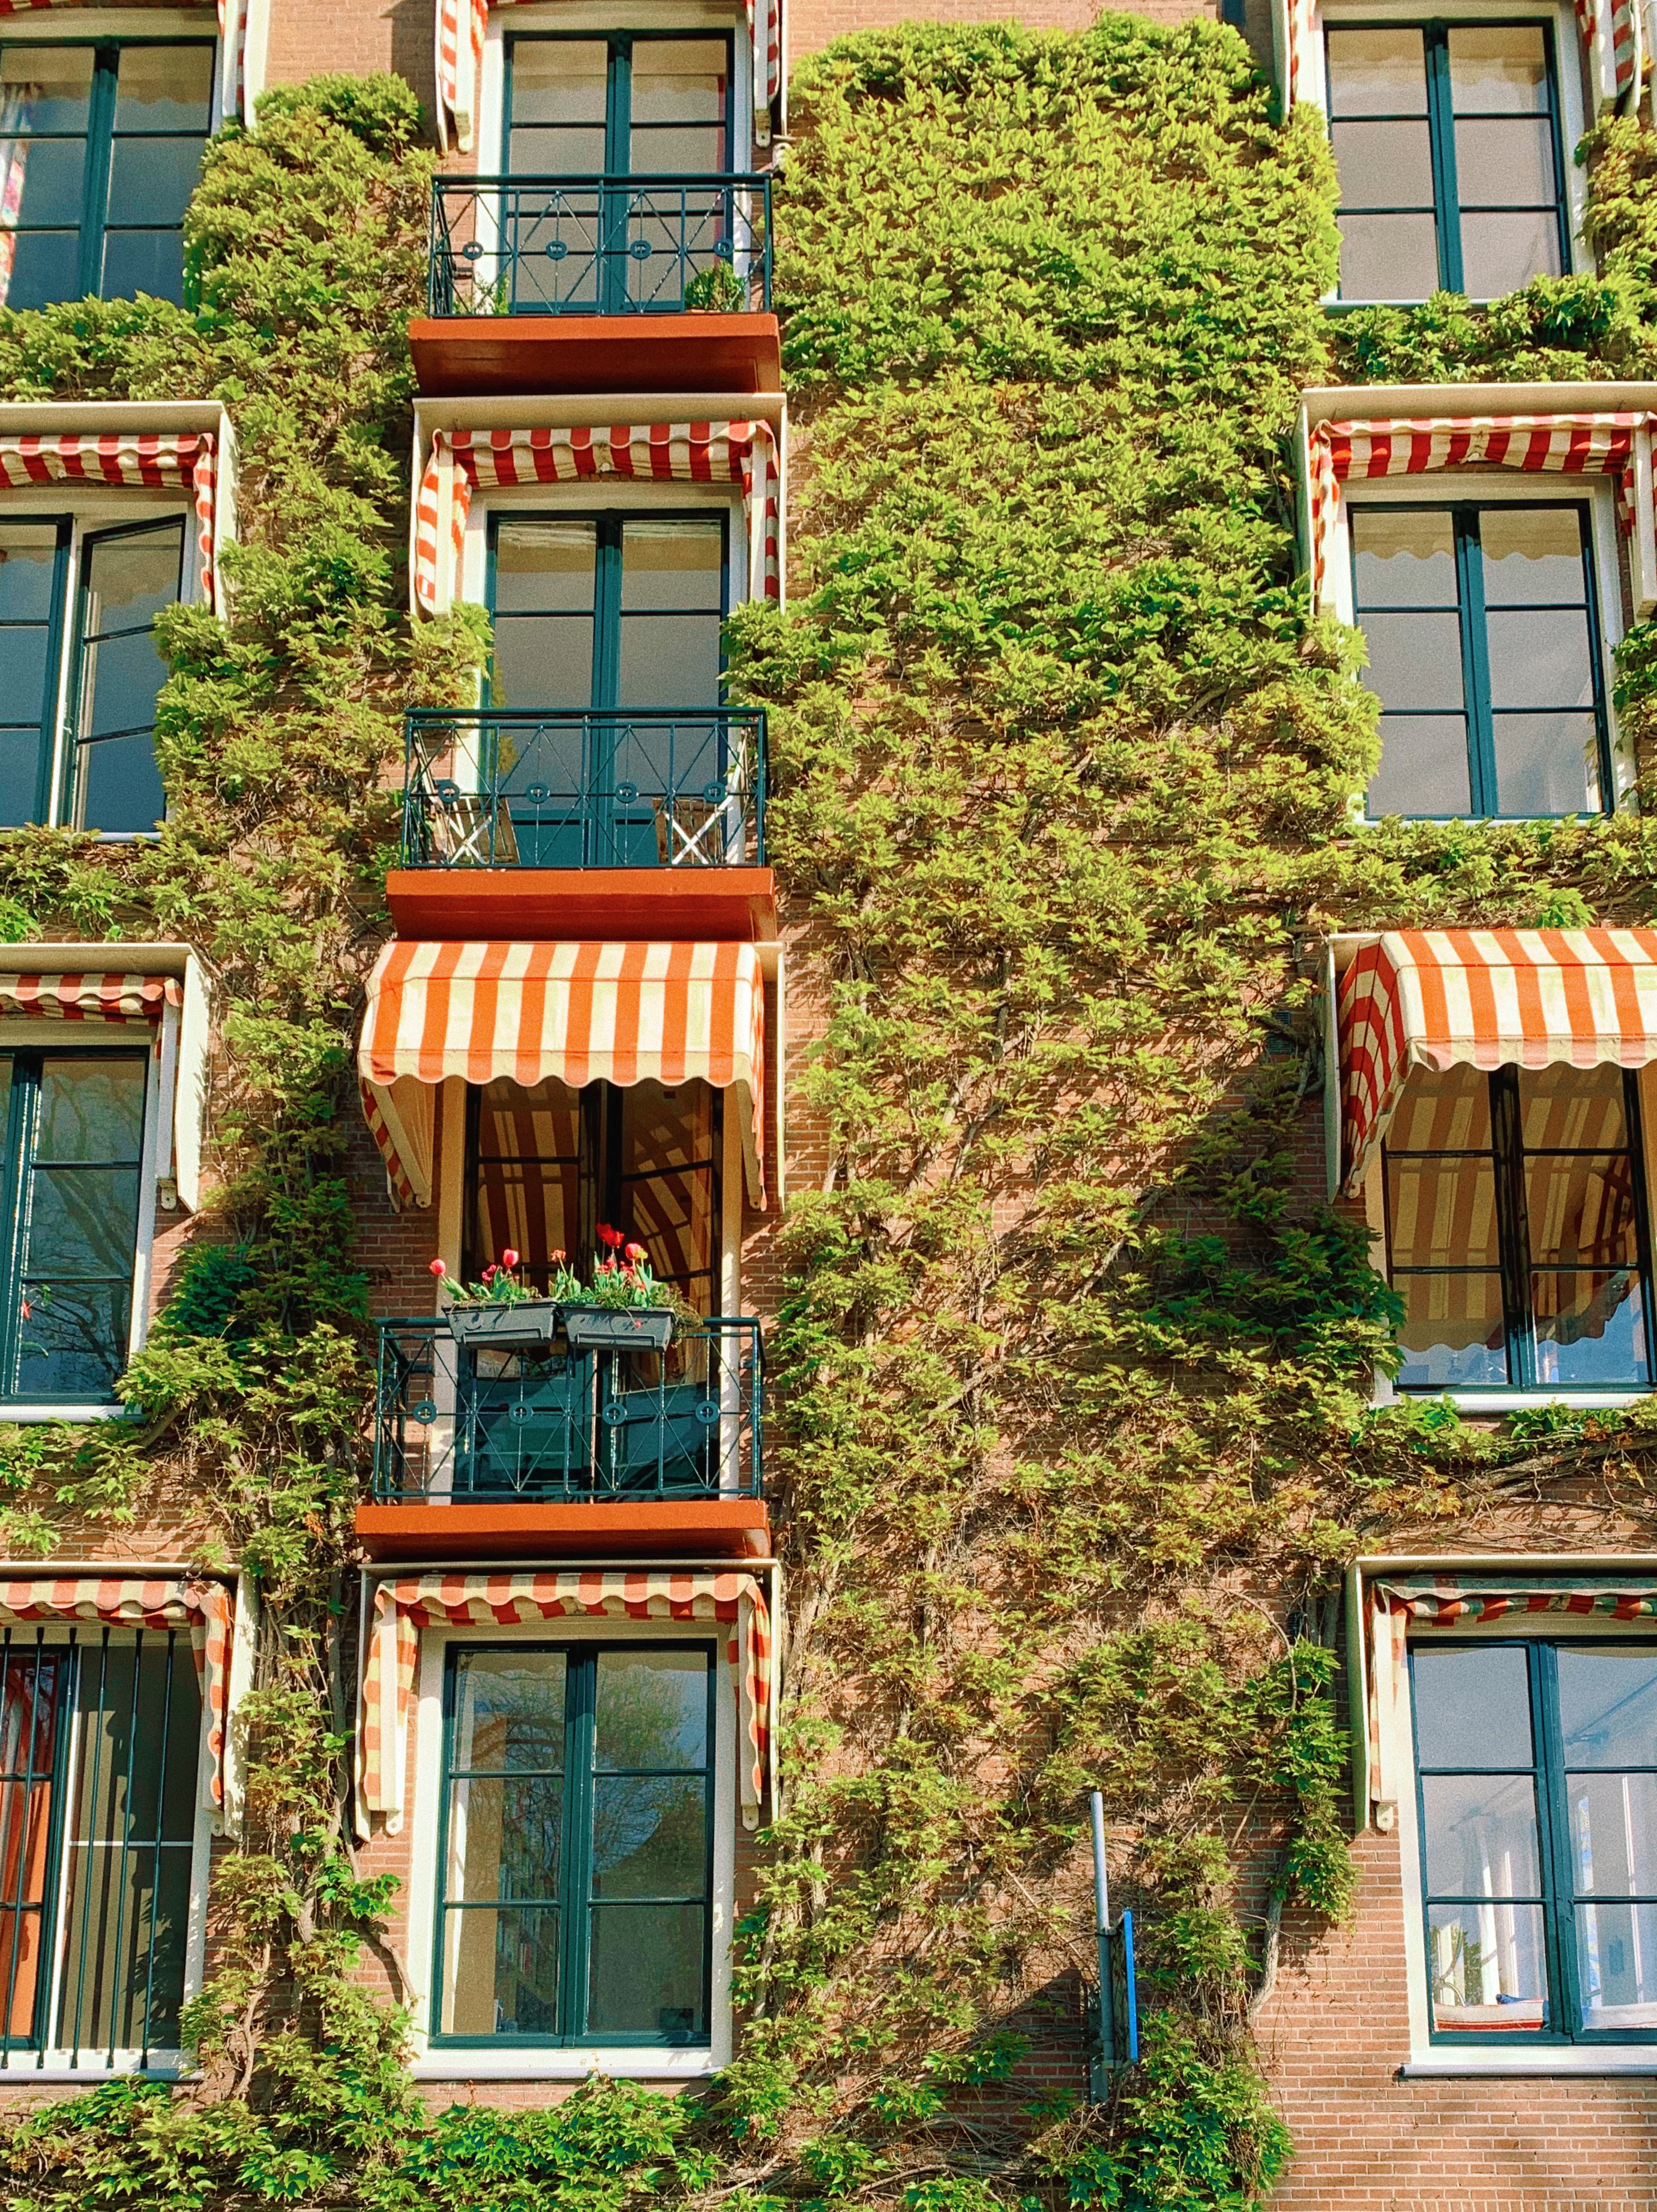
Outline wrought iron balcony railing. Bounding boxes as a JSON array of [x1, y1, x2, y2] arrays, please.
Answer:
[[372, 1315, 763, 1503], [400, 708, 766, 871], [430, 175, 772, 317]]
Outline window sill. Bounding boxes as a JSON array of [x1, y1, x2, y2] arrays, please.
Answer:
[[1399, 1389, 1652, 1413], [0, 1403, 131, 1425], [411, 2048, 719, 2080], [1402, 2049, 1657, 2077], [0, 2058, 187, 2080]]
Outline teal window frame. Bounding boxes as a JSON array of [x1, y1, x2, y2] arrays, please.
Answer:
[[0, 37, 217, 307], [1352, 499, 1613, 821], [431, 1641, 718, 2049], [63, 511, 184, 836], [502, 31, 734, 176], [0, 514, 70, 831], [1326, 17, 1571, 300], [1410, 1636, 1657, 2046], [0, 1047, 148, 1405]]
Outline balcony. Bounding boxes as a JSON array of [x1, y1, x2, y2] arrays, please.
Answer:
[[410, 176, 781, 398], [357, 1315, 768, 1560], [384, 708, 777, 941]]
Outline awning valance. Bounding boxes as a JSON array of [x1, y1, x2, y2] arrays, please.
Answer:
[[355, 1568, 773, 1837], [0, 433, 226, 608], [0, 972, 178, 1025], [359, 938, 766, 1209], [1338, 929, 1657, 1194], [0, 1576, 233, 1822], [412, 421, 780, 618]]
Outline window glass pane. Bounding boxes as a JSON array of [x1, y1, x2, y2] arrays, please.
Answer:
[[450, 1649, 567, 1773], [441, 1904, 560, 2035], [615, 1081, 718, 1303], [1353, 507, 1458, 604], [1388, 1063, 1491, 1153], [509, 124, 607, 172], [4, 138, 88, 232], [1428, 1901, 1548, 2030], [0, 516, 55, 826], [1485, 609, 1595, 710], [1387, 1156, 1499, 1270], [35, 1057, 144, 1164], [617, 614, 723, 710], [1422, 1772, 1542, 1895], [446, 1776, 564, 1901], [629, 41, 726, 122], [0, 46, 92, 133], [0, 631, 50, 717], [1481, 508, 1588, 604], [1575, 1902, 1657, 2030], [1490, 713, 1601, 817], [591, 1775, 708, 1895], [1413, 1644, 1533, 1769], [619, 521, 723, 612], [16, 1281, 128, 1396], [494, 522, 597, 613], [1460, 211, 1562, 299], [1525, 1156, 1638, 1269], [1454, 117, 1554, 208], [1559, 1649, 1657, 1770], [76, 730, 164, 835], [471, 1076, 581, 1289], [492, 524, 596, 711], [79, 628, 169, 739], [1, 230, 79, 314], [106, 137, 202, 230], [101, 229, 187, 310], [628, 122, 726, 173], [1395, 1272, 1508, 1386], [81, 523, 182, 640], [26, 1167, 141, 1276], [1328, 27, 1428, 113], [1359, 610, 1464, 709], [110, 44, 213, 133], [1368, 714, 1473, 818], [1332, 119, 1434, 210], [1448, 25, 1550, 113], [510, 41, 609, 125], [587, 1902, 705, 2036], [1520, 1063, 1627, 1150], [594, 1648, 708, 1772], [0, 731, 44, 828], [1569, 1772, 1657, 1890], [493, 619, 594, 713], [0, 524, 61, 623], [1338, 212, 1440, 299], [1533, 1271, 1650, 1384]]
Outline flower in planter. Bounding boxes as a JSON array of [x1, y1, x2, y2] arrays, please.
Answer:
[[432, 1251, 546, 1308]]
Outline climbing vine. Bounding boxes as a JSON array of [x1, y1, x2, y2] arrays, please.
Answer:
[[0, 15, 1647, 2211]]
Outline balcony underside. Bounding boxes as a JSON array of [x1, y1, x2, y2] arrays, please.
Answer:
[[409, 313, 783, 397], [355, 1497, 771, 1560], [385, 864, 778, 942]]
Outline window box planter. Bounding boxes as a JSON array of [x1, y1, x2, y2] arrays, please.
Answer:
[[445, 1299, 562, 1351], [562, 1305, 675, 1353]]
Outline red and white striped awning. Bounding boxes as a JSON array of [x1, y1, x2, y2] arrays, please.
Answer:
[[435, 0, 781, 152], [355, 1568, 773, 1837], [1308, 413, 1647, 613], [1338, 928, 1657, 1192], [359, 939, 766, 1209], [0, 972, 178, 1030], [412, 421, 780, 619], [1283, 0, 1635, 127], [0, 1576, 233, 1817], [0, 433, 224, 609]]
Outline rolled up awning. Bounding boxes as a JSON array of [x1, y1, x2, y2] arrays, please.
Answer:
[[359, 939, 765, 1209], [1338, 928, 1657, 1194]]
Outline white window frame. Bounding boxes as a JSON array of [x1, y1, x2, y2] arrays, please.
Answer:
[[1305, 0, 1592, 304], [1354, 1555, 1657, 2074], [400, 1611, 739, 2080]]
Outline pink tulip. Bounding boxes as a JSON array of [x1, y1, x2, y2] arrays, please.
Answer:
[[502, 1248, 520, 1269], [429, 1258, 447, 1278], [625, 1242, 647, 1263]]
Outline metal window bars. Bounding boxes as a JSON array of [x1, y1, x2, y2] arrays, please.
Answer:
[[373, 1315, 763, 1502], [400, 708, 767, 872], [0, 1623, 197, 2070], [430, 175, 773, 317]]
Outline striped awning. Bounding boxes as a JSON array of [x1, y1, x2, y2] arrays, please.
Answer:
[[435, 0, 781, 152], [1338, 929, 1657, 1194], [355, 1569, 772, 1838], [1307, 412, 1646, 615], [0, 433, 223, 608], [359, 939, 766, 1209], [412, 421, 780, 618], [0, 972, 178, 1026], [0, 1576, 233, 1819], [1366, 1573, 1657, 1829]]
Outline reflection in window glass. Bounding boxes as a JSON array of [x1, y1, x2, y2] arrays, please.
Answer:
[[72, 517, 182, 835], [0, 518, 65, 828]]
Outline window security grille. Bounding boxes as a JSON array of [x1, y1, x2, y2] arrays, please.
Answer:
[[0, 1624, 199, 2067]]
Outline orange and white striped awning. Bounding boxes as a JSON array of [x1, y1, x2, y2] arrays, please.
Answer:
[[354, 1568, 772, 1838], [359, 939, 765, 1209], [0, 433, 224, 608], [1338, 928, 1657, 1192], [0, 972, 178, 1026], [412, 421, 780, 619], [0, 1576, 233, 1817]]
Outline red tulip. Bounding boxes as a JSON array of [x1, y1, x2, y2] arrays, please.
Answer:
[[625, 1242, 647, 1263], [502, 1248, 519, 1269], [549, 1248, 565, 1264], [481, 1264, 496, 1283], [429, 1258, 447, 1278], [597, 1223, 624, 1249]]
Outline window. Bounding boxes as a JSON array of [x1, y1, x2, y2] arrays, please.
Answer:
[[0, 1051, 147, 1403], [1326, 22, 1568, 299], [0, 42, 215, 309], [435, 1644, 715, 2045], [469, 1075, 721, 1315], [504, 35, 730, 176], [0, 1624, 200, 2061], [1352, 502, 1611, 819], [0, 512, 182, 835], [1411, 1637, 1657, 2041], [1383, 1062, 1654, 1392]]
